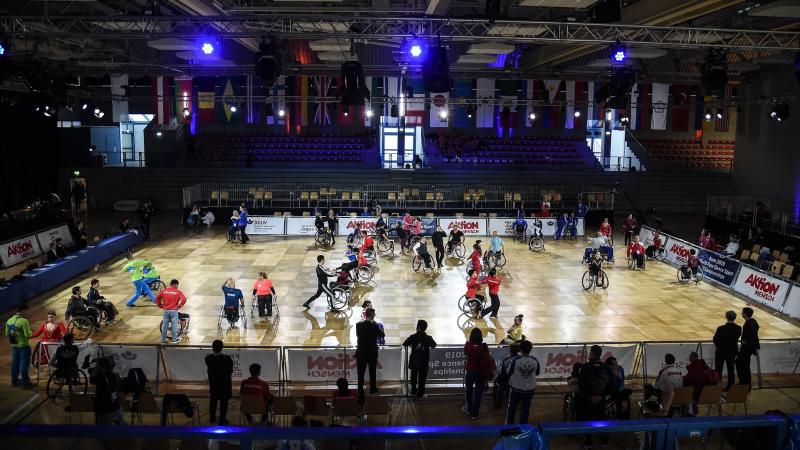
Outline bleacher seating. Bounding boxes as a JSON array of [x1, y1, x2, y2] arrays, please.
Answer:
[[432, 135, 592, 167], [638, 138, 735, 170], [190, 132, 375, 164]]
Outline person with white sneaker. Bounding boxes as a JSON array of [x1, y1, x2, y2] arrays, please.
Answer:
[[156, 279, 187, 345]]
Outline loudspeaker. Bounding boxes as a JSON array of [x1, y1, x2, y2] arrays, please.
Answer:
[[423, 46, 450, 94]]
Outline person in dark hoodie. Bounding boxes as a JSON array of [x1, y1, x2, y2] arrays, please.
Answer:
[[402, 320, 437, 399], [737, 307, 760, 391]]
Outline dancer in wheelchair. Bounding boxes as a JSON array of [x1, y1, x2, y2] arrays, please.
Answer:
[[51, 332, 88, 380], [465, 269, 485, 310], [66, 286, 101, 329], [87, 279, 118, 324], [331, 269, 354, 290], [469, 243, 482, 274], [339, 249, 369, 277], [529, 217, 543, 238], [446, 225, 464, 255], [222, 278, 245, 325], [626, 236, 646, 269], [583, 232, 614, 263], [359, 230, 375, 254], [375, 215, 389, 241], [414, 237, 434, 269], [346, 225, 363, 251], [486, 231, 504, 261], [679, 249, 701, 280], [512, 216, 528, 238], [228, 210, 240, 240], [588, 251, 605, 281], [645, 232, 663, 259]]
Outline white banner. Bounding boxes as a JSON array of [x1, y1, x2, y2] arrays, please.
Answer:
[[755, 341, 800, 374], [100, 344, 160, 380], [639, 226, 668, 249], [644, 342, 702, 377], [244, 216, 285, 235], [487, 218, 583, 237], [476, 78, 495, 128], [732, 265, 791, 311], [439, 218, 487, 236], [337, 217, 378, 236], [663, 238, 702, 267], [36, 224, 75, 248], [650, 82, 670, 130], [162, 347, 281, 383], [286, 347, 403, 382], [0, 234, 43, 267], [782, 285, 800, 320], [286, 217, 318, 236]]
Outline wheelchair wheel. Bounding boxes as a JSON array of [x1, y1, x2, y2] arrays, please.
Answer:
[[148, 279, 167, 297], [330, 288, 350, 312], [86, 305, 106, 324], [364, 249, 377, 264], [411, 256, 422, 272], [693, 268, 704, 284], [462, 298, 484, 317], [158, 318, 186, 340], [454, 242, 466, 258], [457, 295, 467, 311], [495, 253, 507, 268], [377, 239, 394, 256], [653, 247, 666, 261], [69, 316, 94, 340], [597, 270, 609, 289], [581, 271, 595, 291], [356, 265, 374, 283], [46, 369, 88, 399], [528, 237, 545, 252]]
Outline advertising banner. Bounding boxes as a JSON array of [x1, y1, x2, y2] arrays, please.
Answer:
[[698, 250, 740, 287], [36, 224, 75, 248], [639, 227, 669, 249], [385, 217, 436, 237], [663, 238, 702, 268], [644, 342, 702, 377], [732, 265, 791, 311], [244, 216, 285, 235], [100, 344, 160, 380], [338, 217, 378, 236], [754, 341, 800, 374], [286, 347, 403, 382], [162, 347, 281, 383], [0, 234, 42, 267], [286, 217, 318, 236], [439, 218, 487, 236], [782, 285, 800, 320], [487, 218, 584, 237]]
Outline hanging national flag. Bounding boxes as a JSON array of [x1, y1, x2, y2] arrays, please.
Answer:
[[197, 77, 216, 126], [476, 78, 495, 128], [587, 81, 596, 127], [670, 84, 691, 131], [452, 79, 472, 128], [714, 85, 733, 132], [175, 76, 192, 126], [574, 81, 587, 130], [650, 82, 670, 130], [151, 75, 171, 125], [406, 94, 425, 125], [630, 83, 650, 131], [292, 75, 310, 128], [429, 92, 449, 128], [542, 80, 563, 128], [311, 75, 332, 125], [565, 81, 576, 129], [693, 86, 705, 131], [525, 80, 534, 127]]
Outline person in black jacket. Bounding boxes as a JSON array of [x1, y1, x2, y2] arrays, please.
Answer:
[[46, 242, 59, 263], [356, 308, 384, 398], [737, 307, 760, 390], [87, 279, 117, 324], [303, 255, 337, 310], [713, 310, 742, 390], [327, 210, 338, 245], [65, 286, 100, 328], [90, 356, 127, 437], [431, 226, 447, 268], [402, 320, 437, 398], [138, 200, 154, 241], [205, 339, 233, 425], [575, 345, 614, 448], [55, 238, 67, 258]]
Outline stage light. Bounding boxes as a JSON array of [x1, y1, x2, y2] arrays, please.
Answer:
[[93, 107, 100, 115], [278, 109, 285, 117], [620, 116, 629, 124], [43, 106, 55, 117], [343, 110, 349, 117], [438, 109, 448, 119], [230, 105, 237, 113], [467, 112, 473, 118], [716, 109, 723, 119], [605, 110, 612, 121], [0, 43, 5, 57], [410, 45, 422, 58], [201, 42, 214, 55], [768, 102, 790, 123], [574, 110, 581, 118], [529, 112, 536, 121], [605, 130, 611, 135], [182, 107, 190, 118], [366, 109, 374, 118], [156, 131, 163, 137], [609, 40, 627, 65], [704, 110, 712, 121], [82, 103, 88, 110], [93, 107, 104, 118]]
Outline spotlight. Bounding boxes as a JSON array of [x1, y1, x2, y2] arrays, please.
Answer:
[[605, 130, 611, 135], [93, 107, 100, 115], [82, 103, 88, 110], [366, 109, 374, 118], [574, 110, 581, 118], [467, 112, 473, 118], [182, 107, 190, 118], [156, 131, 163, 137], [610, 40, 627, 65], [230, 105, 237, 113], [768, 102, 790, 123], [278, 109, 285, 117], [620, 116, 629, 124], [43, 106, 55, 117], [93, 107, 104, 118], [716, 109, 723, 119], [410, 45, 422, 58], [0, 44, 5, 56], [529, 112, 536, 121], [605, 110, 612, 121], [438, 109, 448, 119], [201, 42, 214, 55], [343, 110, 349, 117], [704, 109, 712, 121]]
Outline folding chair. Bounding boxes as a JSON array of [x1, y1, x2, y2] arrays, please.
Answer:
[[303, 395, 332, 424], [723, 385, 749, 415], [67, 394, 95, 424], [270, 396, 299, 425], [361, 396, 389, 425], [667, 387, 695, 417], [240, 394, 268, 425], [696, 386, 722, 416], [131, 391, 160, 424], [331, 397, 360, 425]]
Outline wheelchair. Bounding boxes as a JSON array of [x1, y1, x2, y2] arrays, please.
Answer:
[[330, 282, 353, 312], [412, 254, 434, 273], [457, 295, 486, 318], [528, 236, 545, 252], [512, 226, 527, 244], [67, 315, 96, 341], [363, 247, 378, 264], [159, 312, 191, 340], [465, 261, 488, 280], [447, 240, 467, 259], [227, 226, 241, 242], [217, 305, 247, 329], [46, 366, 89, 399], [250, 294, 280, 318], [355, 264, 375, 283], [484, 251, 506, 270], [314, 228, 333, 247], [143, 277, 167, 298], [582, 269, 609, 291], [400, 234, 423, 256], [376, 237, 395, 256], [677, 266, 704, 284], [647, 246, 666, 261], [627, 253, 646, 271]]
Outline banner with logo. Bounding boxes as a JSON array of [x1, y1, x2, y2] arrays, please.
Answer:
[[754, 341, 800, 374], [385, 216, 436, 237], [286, 217, 318, 236], [243, 216, 285, 235], [644, 342, 702, 377], [531, 344, 637, 378], [439, 218, 488, 236], [337, 217, 378, 236], [285, 347, 403, 382], [639, 226, 669, 249], [100, 344, 160, 380], [162, 347, 281, 383], [698, 249, 740, 287], [732, 265, 791, 311], [0, 234, 43, 267], [781, 285, 800, 320], [488, 218, 584, 237], [36, 224, 75, 248], [663, 239, 702, 267]]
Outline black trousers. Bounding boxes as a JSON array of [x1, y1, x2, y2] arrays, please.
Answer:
[[410, 362, 429, 397], [240, 227, 249, 243], [434, 244, 445, 267], [306, 282, 334, 307], [736, 348, 755, 389], [77, 310, 101, 328], [357, 356, 378, 395], [715, 353, 736, 389], [257, 294, 273, 316], [624, 231, 633, 246], [481, 293, 500, 318], [209, 395, 229, 424], [96, 301, 117, 321], [578, 400, 609, 446], [141, 221, 151, 240]]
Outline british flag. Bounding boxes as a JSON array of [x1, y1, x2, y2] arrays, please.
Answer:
[[312, 76, 332, 125]]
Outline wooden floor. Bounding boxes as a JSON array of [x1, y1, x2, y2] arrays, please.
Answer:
[[8, 227, 800, 348]]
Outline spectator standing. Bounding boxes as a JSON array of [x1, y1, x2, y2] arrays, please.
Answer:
[[505, 340, 539, 425], [5, 306, 32, 388], [463, 328, 492, 419], [240, 363, 272, 424], [713, 310, 742, 390], [355, 308, 384, 397], [622, 214, 637, 246], [156, 279, 187, 344], [327, 210, 338, 245], [402, 320, 437, 399], [737, 307, 760, 390], [119, 218, 131, 233], [205, 339, 234, 425], [576, 345, 614, 448], [431, 226, 447, 268], [46, 242, 58, 263], [138, 200, 154, 241], [90, 356, 127, 450], [55, 238, 67, 258], [75, 220, 88, 249]]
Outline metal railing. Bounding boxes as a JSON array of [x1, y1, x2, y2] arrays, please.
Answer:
[[707, 195, 795, 235]]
